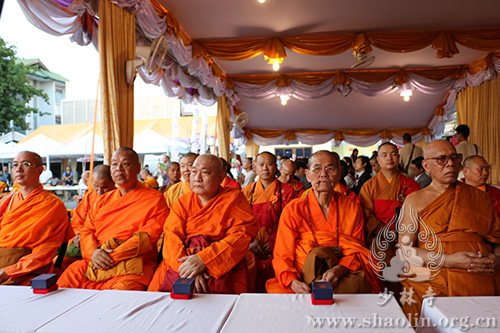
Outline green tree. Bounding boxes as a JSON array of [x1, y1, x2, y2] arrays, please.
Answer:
[[0, 37, 49, 132]]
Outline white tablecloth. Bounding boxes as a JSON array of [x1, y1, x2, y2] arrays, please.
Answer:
[[220, 293, 413, 332], [0, 286, 99, 333], [418, 296, 500, 333], [37, 290, 238, 333]]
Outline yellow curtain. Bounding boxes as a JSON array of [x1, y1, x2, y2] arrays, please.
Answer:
[[245, 140, 260, 157], [98, 0, 135, 163], [456, 76, 500, 185], [216, 96, 231, 161]]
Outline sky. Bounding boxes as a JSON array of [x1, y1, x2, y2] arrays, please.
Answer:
[[0, 1, 163, 100]]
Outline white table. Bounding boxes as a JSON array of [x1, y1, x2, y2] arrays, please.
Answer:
[[418, 296, 500, 333], [0, 286, 99, 333], [37, 290, 238, 333], [220, 293, 413, 332]]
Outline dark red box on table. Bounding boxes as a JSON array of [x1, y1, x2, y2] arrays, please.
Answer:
[[171, 278, 195, 299]]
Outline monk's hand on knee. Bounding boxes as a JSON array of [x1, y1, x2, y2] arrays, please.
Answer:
[[91, 248, 114, 270], [194, 274, 208, 293], [322, 265, 349, 288], [290, 279, 311, 294], [178, 254, 206, 278]]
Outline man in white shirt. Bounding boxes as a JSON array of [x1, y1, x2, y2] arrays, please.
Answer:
[[241, 157, 256, 188], [398, 133, 423, 174], [39, 165, 53, 185], [455, 124, 481, 160]]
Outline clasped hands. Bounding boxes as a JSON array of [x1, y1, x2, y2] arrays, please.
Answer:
[[447, 251, 499, 274], [91, 248, 114, 270], [178, 254, 209, 293], [290, 264, 349, 294], [249, 239, 272, 260]]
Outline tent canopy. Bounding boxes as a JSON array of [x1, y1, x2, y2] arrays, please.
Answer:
[[0, 117, 218, 159]]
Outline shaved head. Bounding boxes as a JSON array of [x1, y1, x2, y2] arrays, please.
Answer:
[[93, 165, 112, 181], [423, 140, 456, 159], [422, 140, 459, 185], [280, 159, 297, 184], [256, 151, 277, 164], [190, 154, 225, 204], [309, 150, 340, 169], [17, 151, 42, 167], [113, 147, 139, 164], [463, 155, 487, 169], [463, 155, 490, 187], [92, 164, 115, 196]]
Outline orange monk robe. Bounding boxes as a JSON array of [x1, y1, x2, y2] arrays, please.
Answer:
[[401, 182, 500, 317], [279, 177, 305, 196], [221, 176, 241, 190], [143, 177, 159, 189], [242, 179, 297, 291], [0, 185, 74, 284], [301, 183, 360, 205], [359, 171, 420, 243], [71, 190, 99, 236], [58, 183, 169, 290], [267, 191, 381, 294], [148, 187, 258, 293], [478, 184, 500, 218], [164, 180, 192, 209]]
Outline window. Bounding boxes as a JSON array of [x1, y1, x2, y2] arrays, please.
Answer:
[[55, 89, 64, 105]]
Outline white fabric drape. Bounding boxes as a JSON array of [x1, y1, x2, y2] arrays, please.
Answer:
[[235, 57, 500, 147]]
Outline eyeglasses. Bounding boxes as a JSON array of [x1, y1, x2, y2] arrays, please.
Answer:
[[426, 154, 463, 166], [310, 166, 337, 175], [11, 162, 41, 169]]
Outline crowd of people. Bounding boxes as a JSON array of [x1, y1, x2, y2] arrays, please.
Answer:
[[0, 124, 499, 323]]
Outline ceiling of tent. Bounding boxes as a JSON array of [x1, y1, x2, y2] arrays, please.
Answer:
[[155, 0, 500, 139]]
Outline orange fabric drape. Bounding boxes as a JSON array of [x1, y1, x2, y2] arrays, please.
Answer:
[[247, 127, 428, 140], [216, 96, 231, 161], [194, 28, 500, 63], [456, 75, 500, 184], [245, 140, 260, 157], [98, 0, 135, 163]]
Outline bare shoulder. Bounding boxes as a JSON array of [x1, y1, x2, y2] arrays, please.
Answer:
[[404, 187, 432, 212]]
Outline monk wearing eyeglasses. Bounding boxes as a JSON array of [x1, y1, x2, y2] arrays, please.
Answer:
[[462, 155, 500, 218], [398, 140, 500, 319], [0, 151, 73, 285], [266, 150, 381, 294]]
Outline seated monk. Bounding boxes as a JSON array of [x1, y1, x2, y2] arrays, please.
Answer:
[[64, 165, 115, 262], [399, 140, 500, 319], [141, 168, 159, 189], [58, 147, 169, 290], [159, 162, 181, 194], [463, 155, 500, 217], [148, 154, 258, 293], [221, 158, 241, 189], [242, 152, 297, 292], [359, 142, 420, 294], [279, 159, 305, 196], [267, 151, 381, 294], [0, 151, 73, 285], [164, 153, 198, 209]]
